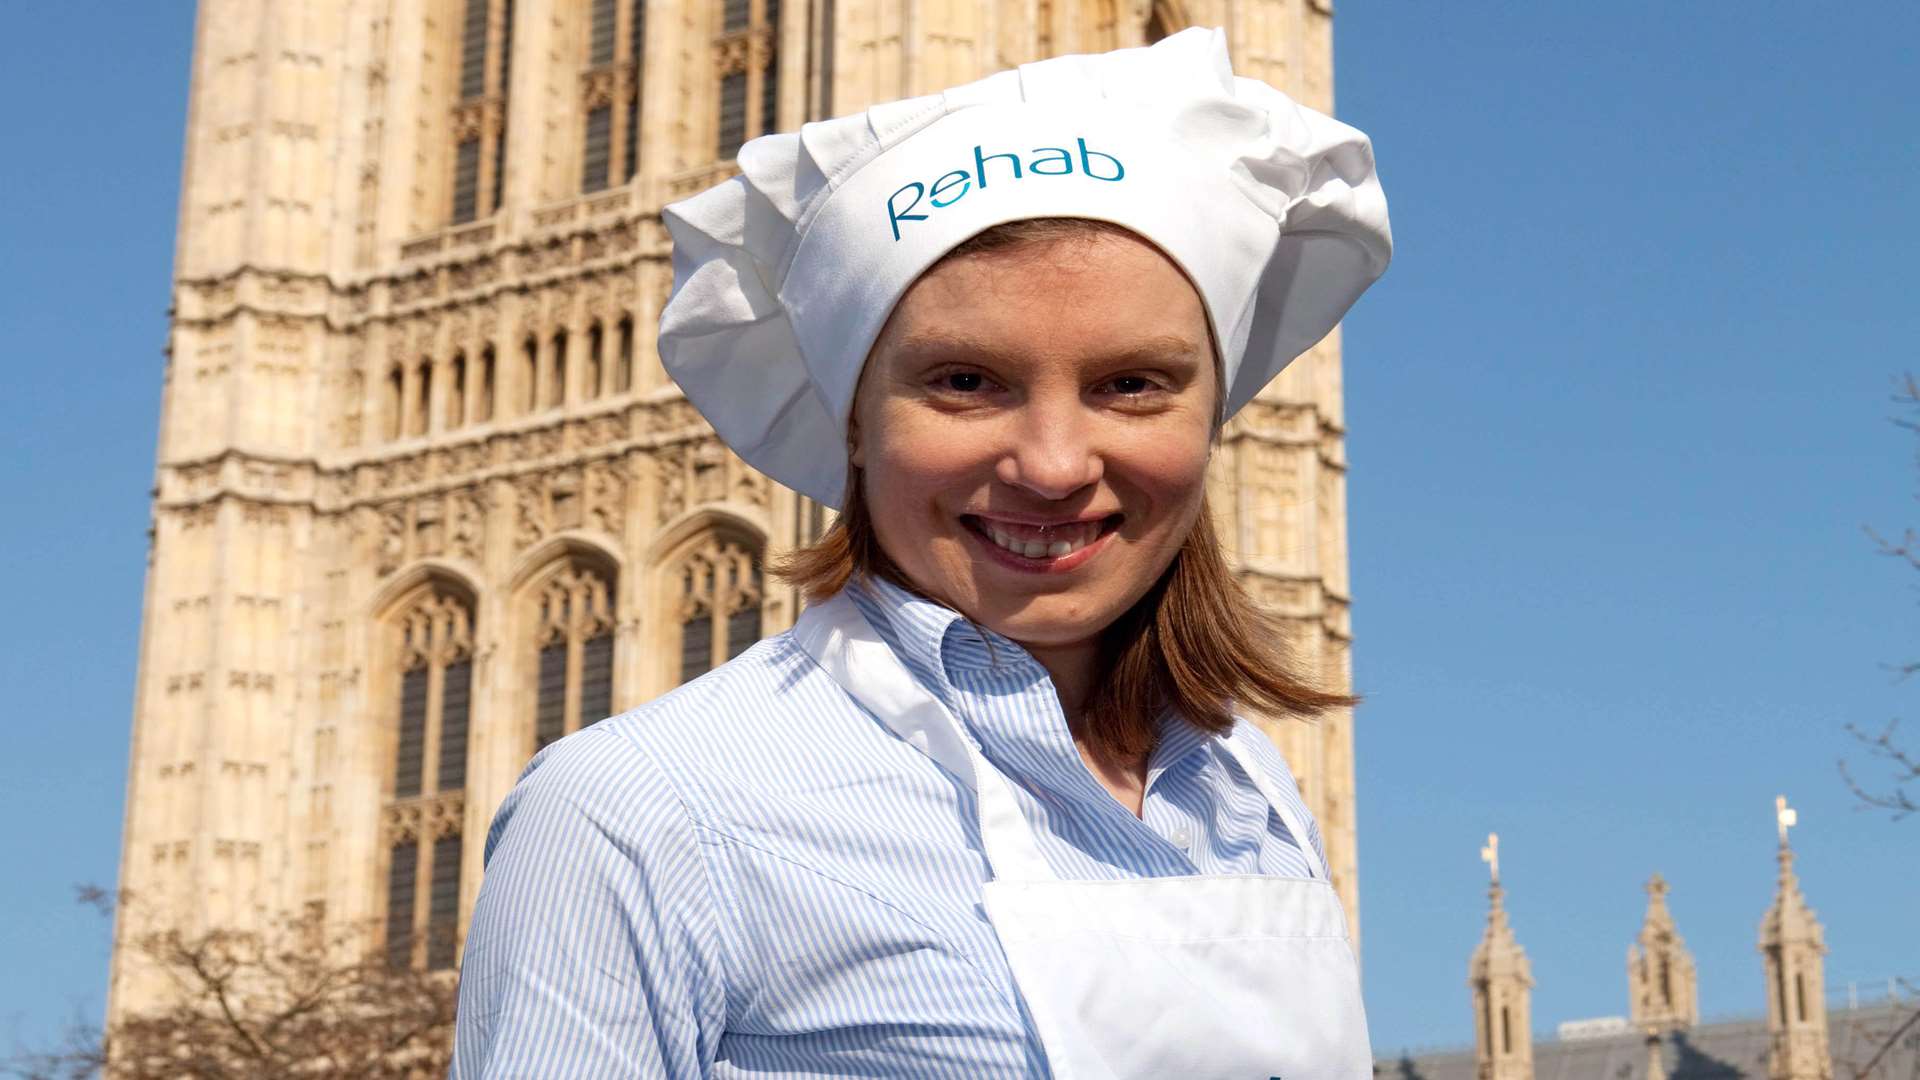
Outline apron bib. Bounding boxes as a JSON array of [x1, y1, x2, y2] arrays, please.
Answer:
[[794, 593, 1373, 1079]]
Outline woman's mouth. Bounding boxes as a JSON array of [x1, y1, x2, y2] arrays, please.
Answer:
[[959, 514, 1123, 572]]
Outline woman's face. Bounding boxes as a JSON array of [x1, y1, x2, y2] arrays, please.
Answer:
[[852, 228, 1217, 653]]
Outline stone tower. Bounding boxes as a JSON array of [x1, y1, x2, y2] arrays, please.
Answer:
[[1470, 834, 1534, 1080], [110, 0, 1362, 1024], [1628, 872, 1700, 1031], [1759, 796, 1832, 1080]]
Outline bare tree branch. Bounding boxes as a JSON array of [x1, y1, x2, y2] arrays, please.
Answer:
[[1840, 721, 1920, 820], [2, 890, 456, 1080], [1846, 373, 1920, 819], [1839, 977, 1920, 1080]]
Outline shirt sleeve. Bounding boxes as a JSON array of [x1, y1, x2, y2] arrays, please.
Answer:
[[451, 726, 729, 1079]]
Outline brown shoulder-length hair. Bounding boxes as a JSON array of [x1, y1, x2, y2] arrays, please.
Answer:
[[776, 218, 1357, 760]]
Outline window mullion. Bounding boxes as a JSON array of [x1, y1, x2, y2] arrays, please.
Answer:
[[608, 0, 633, 185], [758, 0, 779, 137], [421, 654, 446, 797], [477, 106, 501, 217], [478, 0, 505, 216], [758, 0, 775, 138], [745, 6, 765, 141], [564, 620, 586, 735], [490, 0, 512, 96], [412, 834, 435, 968]]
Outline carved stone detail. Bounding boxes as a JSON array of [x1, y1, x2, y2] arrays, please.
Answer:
[[369, 503, 404, 575], [397, 589, 473, 670], [655, 443, 688, 522], [447, 487, 484, 561], [383, 793, 466, 844], [585, 460, 627, 537], [535, 563, 616, 647], [514, 476, 547, 549], [582, 67, 618, 110]]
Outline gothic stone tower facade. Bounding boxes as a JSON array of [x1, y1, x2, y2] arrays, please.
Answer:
[[110, 0, 1358, 1020]]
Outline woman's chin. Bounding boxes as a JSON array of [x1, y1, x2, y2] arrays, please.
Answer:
[[964, 597, 1116, 651]]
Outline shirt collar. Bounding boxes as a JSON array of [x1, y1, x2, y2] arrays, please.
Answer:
[[846, 573, 1035, 682], [1146, 711, 1211, 786], [843, 574, 1217, 784]]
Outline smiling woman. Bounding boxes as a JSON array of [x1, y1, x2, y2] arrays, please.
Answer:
[[454, 26, 1391, 1080], [782, 217, 1356, 774]]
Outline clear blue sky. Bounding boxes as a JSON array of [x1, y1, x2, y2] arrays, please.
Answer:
[[1, 0, 1914, 1058]]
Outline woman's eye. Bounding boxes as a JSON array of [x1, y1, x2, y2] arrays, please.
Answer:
[[943, 372, 985, 392], [1108, 375, 1155, 395]]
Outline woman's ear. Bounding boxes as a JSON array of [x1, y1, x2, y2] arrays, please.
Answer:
[[848, 417, 865, 469]]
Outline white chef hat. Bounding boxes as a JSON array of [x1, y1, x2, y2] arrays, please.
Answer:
[[659, 26, 1391, 508]]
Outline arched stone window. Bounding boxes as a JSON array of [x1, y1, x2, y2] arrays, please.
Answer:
[[448, 352, 468, 429], [382, 584, 475, 971], [673, 533, 763, 684], [548, 329, 568, 409], [521, 335, 538, 414], [716, 0, 780, 159], [585, 321, 605, 400], [582, 0, 649, 192], [451, 0, 515, 223], [477, 345, 496, 423], [411, 358, 432, 436], [386, 364, 404, 441], [615, 315, 634, 394], [530, 561, 618, 754]]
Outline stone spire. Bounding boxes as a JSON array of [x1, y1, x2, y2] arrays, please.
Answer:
[[1758, 796, 1832, 1080], [1628, 873, 1700, 1031], [1470, 833, 1534, 1080]]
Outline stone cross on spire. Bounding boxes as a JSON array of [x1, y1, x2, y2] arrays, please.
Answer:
[[1628, 872, 1699, 1031], [1470, 832, 1533, 1080], [1759, 794, 1831, 1080]]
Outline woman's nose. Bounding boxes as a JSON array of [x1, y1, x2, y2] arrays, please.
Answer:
[[995, 401, 1103, 500]]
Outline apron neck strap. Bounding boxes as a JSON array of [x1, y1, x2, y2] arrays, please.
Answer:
[[1210, 731, 1329, 882], [793, 591, 1324, 884]]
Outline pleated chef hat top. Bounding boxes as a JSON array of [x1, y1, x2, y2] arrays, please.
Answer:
[[658, 26, 1392, 509]]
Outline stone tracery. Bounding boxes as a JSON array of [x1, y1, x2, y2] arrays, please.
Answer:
[[383, 581, 476, 971]]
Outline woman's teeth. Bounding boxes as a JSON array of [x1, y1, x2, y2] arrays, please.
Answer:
[[983, 521, 1099, 559]]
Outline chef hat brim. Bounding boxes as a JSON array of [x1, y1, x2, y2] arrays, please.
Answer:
[[660, 27, 1391, 509]]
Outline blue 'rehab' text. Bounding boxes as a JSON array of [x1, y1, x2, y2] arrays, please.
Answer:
[[886, 138, 1126, 241]]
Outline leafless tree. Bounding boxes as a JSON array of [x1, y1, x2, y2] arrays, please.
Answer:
[[3, 887, 456, 1080], [1835, 978, 1920, 1080], [1847, 373, 1920, 820]]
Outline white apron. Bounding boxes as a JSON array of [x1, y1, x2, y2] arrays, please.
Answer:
[[793, 593, 1373, 1080]]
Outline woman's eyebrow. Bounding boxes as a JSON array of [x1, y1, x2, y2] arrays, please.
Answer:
[[890, 331, 1206, 366]]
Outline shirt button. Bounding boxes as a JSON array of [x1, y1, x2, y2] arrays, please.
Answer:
[[1170, 826, 1193, 849]]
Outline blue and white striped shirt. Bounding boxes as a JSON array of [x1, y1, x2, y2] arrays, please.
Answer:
[[451, 575, 1326, 1078]]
